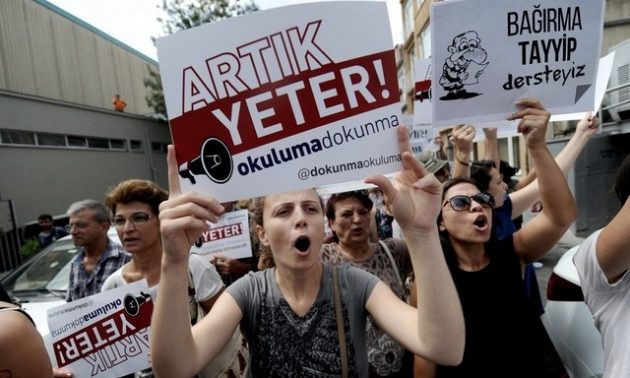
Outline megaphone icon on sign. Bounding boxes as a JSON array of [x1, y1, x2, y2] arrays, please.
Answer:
[[123, 291, 151, 317], [178, 137, 233, 185]]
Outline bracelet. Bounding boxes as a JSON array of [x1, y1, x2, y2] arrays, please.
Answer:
[[456, 157, 472, 167]]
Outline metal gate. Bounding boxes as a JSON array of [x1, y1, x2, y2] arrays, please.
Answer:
[[0, 199, 22, 273]]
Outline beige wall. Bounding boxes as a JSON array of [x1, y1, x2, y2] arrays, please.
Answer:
[[603, 0, 630, 53], [0, 0, 157, 115]]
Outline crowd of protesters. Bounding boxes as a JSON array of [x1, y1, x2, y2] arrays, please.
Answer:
[[5, 96, 629, 378]]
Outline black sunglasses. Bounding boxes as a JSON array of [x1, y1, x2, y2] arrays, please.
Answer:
[[443, 193, 495, 211]]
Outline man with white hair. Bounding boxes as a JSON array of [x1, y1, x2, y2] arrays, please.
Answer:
[[65, 199, 130, 302]]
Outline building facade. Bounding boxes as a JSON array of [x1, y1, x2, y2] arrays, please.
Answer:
[[399, 0, 630, 235], [0, 0, 170, 269]]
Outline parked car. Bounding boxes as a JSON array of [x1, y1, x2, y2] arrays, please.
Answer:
[[542, 244, 605, 378], [0, 228, 119, 337]]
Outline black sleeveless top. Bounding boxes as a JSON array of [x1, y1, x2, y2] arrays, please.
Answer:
[[436, 236, 565, 378]]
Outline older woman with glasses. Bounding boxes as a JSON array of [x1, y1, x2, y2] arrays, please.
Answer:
[[414, 100, 576, 378], [321, 189, 413, 377], [100, 179, 247, 378], [101, 179, 223, 312]]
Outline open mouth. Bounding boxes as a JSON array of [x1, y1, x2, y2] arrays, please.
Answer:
[[473, 215, 488, 228], [350, 227, 365, 235], [294, 236, 311, 253]]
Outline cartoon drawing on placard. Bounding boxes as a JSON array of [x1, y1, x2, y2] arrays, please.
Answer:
[[439, 31, 489, 100], [178, 137, 233, 185], [415, 63, 432, 102]]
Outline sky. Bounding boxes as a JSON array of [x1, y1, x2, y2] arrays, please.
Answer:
[[47, 0, 403, 61]]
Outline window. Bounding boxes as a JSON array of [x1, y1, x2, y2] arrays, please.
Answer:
[[37, 133, 66, 147], [130, 140, 143, 151], [67, 136, 87, 147], [87, 137, 109, 149], [405, 47, 416, 109], [0, 130, 35, 145], [0, 129, 131, 151], [421, 23, 431, 59], [405, 1, 415, 37], [151, 142, 168, 153], [496, 136, 521, 170], [109, 139, 126, 150], [510, 136, 521, 169]]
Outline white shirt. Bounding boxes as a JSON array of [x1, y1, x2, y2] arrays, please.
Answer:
[[573, 229, 630, 378], [102, 253, 223, 303]]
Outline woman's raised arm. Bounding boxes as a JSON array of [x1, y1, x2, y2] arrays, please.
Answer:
[[509, 99, 577, 263], [364, 127, 465, 366], [151, 145, 241, 377]]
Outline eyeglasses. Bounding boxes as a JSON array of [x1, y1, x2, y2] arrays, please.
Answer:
[[69, 221, 91, 230], [112, 213, 153, 228], [443, 193, 495, 211]]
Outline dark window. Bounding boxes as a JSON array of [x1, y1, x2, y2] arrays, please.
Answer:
[[152, 142, 168, 153], [87, 137, 109, 149], [0, 130, 35, 145], [37, 133, 66, 146], [67, 136, 87, 147], [1, 130, 130, 151], [130, 140, 142, 151], [110, 139, 125, 149]]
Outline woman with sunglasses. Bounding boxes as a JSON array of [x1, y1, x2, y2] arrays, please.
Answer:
[[467, 107, 599, 330], [416, 100, 577, 378], [150, 127, 465, 377]]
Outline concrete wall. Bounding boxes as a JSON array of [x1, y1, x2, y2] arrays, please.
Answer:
[[546, 132, 630, 237], [603, 0, 630, 53], [0, 92, 170, 225]]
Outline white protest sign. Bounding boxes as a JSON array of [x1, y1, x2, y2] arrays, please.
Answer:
[[551, 51, 616, 122], [411, 58, 435, 154], [47, 280, 152, 378], [190, 209, 252, 259], [317, 180, 373, 196], [431, 0, 604, 127], [156, 2, 402, 201], [471, 120, 520, 142]]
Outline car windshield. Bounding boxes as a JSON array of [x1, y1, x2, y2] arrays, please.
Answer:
[[12, 239, 77, 293]]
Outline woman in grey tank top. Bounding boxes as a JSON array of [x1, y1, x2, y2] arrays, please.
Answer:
[[150, 127, 465, 377]]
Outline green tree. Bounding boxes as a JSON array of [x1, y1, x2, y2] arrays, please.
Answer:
[[144, 0, 259, 118], [19, 238, 40, 259], [144, 67, 167, 119]]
